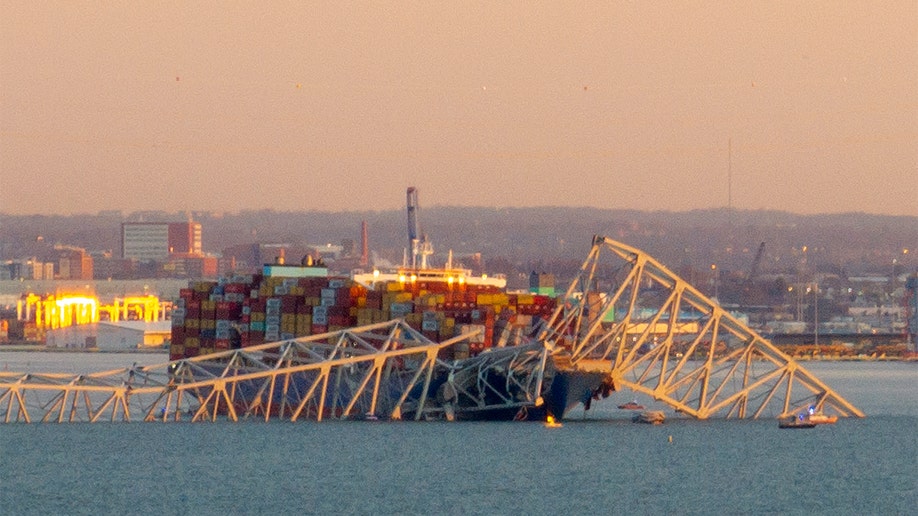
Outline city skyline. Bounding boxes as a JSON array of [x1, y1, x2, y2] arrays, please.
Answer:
[[1, 3, 916, 216]]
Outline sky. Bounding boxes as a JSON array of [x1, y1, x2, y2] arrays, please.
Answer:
[[1, 2, 916, 216]]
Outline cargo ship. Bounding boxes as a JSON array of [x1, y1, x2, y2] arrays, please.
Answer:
[[169, 269, 603, 422], [169, 188, 659, 422], [166, 187, 613, 421]]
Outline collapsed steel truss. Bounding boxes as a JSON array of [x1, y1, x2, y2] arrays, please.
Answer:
[[0, 319, 554, 424], [0, 320, 468, 423], [0, 236, 863, 424], [540, 236, 864, 419]]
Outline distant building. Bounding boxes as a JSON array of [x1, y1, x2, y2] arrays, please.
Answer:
[[56, 246, 93, 280], [45, 320, 171, 350], [122, 221, 202, 261], [166, 254, 218, 278], [3, 259, 54, 280], [168, 222, 203, 255]]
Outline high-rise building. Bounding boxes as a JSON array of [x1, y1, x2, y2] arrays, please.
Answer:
[[122, 222, 202, 261], [168, 222, 203, 255], [57, 247, 93, 280]]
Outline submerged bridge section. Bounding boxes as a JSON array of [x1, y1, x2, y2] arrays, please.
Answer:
[[0, 237, 863, 424]]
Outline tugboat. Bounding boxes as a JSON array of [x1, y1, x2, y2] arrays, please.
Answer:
[[804, 405, 838, 425]]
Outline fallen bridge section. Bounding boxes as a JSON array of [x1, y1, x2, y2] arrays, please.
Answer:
[[0, 320, 478, 424], [539, 236, 865, 420]]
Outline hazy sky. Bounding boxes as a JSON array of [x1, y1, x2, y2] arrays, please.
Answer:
[[1, 2, 916, 216]]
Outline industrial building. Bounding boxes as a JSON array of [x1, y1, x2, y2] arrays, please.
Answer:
[[45, 320, 171, 351]]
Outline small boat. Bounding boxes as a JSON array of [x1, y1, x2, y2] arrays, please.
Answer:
[[632, 410, 665, 425], [618, 400, 645, 410], [544, 415, 563, 428], [807, 413, 838, 425], [779, 414, 816, 429], [803, 406, 838, 425]]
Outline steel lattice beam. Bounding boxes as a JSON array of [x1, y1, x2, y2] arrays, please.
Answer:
[[539, 236, 864, 419], [0, 320, 475, 424]]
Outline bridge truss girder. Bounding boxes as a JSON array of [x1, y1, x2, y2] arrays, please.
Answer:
[[0, 320, 477, 424], [540, 236, 864, 420]]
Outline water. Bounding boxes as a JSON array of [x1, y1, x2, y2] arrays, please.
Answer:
[[1, 354, 915, 515]]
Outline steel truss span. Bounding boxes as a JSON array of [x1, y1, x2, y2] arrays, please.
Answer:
[[0, 320, 479, 424], [539, 236, 864, 420], [0, 236, 863, 424]]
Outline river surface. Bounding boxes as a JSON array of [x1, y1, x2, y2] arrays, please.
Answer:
[[0, 353, 914, 515]]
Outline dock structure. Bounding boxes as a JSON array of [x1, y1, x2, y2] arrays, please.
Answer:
[[0, 237, 863, 423]]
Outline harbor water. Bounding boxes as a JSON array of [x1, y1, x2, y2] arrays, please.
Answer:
[[0, 353, 915, 515]]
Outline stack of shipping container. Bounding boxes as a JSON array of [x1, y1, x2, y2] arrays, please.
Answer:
[[170, 273, 557, 362]]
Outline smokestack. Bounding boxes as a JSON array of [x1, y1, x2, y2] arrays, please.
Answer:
[[361, 221, 369, 267]]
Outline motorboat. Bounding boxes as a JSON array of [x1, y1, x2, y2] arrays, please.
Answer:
[[807, 413, 838, 425]]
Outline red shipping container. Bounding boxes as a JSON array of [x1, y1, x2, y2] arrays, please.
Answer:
[[327, 306, 349, 317], [328, 315, 351, 326], [225, 283, 247, 294], [185, 300, 201, 318], [215, 302, 240, 320], [281, 295, 299, 312], [250, 298, 266, 312], [299, 277, 328, 289]]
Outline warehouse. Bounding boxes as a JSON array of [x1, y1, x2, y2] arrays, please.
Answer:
[[46, 321, 171, 351]]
